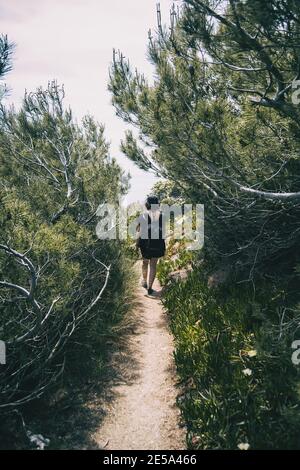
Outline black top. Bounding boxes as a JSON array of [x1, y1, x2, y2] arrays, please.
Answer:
[[138, 212, 166, 259]]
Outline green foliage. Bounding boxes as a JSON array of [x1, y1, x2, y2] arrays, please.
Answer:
[[151, 180, 185, 206], [0, 82, 132, 412], [109, 0, 300, 279], [157, 239, 195, 285], [0, 34, 14, 98], [163, 269, 300, 449]]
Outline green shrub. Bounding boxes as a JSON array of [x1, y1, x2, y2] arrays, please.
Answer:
[[0, 83, 132, 413], [157, 239, 196, 285], [163, 269, 300, 449]]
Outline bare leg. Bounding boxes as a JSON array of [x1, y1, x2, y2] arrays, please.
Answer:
[[142, 258, 149, 283], [148, 258, 158, 289]]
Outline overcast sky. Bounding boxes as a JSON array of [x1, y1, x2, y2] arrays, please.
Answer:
[[0, 0, 175, 204]]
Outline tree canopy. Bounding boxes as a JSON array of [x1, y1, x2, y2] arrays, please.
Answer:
[[0, 47, 130, 409], [109, 0, 300, 280]]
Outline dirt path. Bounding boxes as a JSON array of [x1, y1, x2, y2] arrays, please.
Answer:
[[93, 264, 186, 450]]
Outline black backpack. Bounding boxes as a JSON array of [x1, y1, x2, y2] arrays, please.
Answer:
[[146, 212, 165, 252]]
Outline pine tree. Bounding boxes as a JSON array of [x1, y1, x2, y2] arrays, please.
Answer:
[[0, 79, 129, 409], [109, 0, 300, 281]]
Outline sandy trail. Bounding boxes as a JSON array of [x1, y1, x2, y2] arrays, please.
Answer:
[[93, 265, 186, 450]]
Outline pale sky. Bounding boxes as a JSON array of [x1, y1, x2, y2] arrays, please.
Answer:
[[0, 0, 175, 204]]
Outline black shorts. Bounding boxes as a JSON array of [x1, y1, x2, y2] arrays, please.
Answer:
[[139, 239, 166, 259]]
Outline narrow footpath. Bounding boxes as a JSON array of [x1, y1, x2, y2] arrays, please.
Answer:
[[94, 266, 186, 450]]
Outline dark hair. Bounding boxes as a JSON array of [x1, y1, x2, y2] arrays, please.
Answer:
[[145, 195, 159, 210]]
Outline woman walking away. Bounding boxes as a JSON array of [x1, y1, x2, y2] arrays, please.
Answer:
[[136, 195, 166, 297]]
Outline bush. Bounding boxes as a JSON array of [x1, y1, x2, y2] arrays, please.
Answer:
[[0, 82, 132, 414], [163, 269, 300, 449], [157, 239, 196, 286]]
